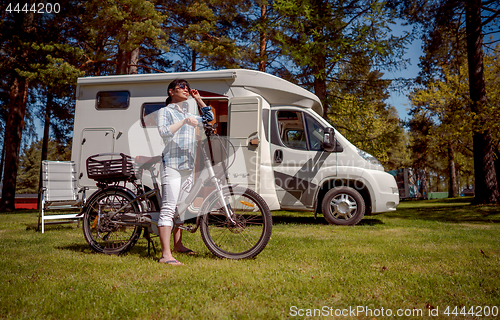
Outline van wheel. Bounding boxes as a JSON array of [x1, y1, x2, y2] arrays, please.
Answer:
[[321, 187, 365, 226]]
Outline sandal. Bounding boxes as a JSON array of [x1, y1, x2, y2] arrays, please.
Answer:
[[159, 259, 183, 266]]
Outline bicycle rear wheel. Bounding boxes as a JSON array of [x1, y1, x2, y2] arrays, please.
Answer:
[[200, 186, 272, 259], [82, 188, 142, 255]]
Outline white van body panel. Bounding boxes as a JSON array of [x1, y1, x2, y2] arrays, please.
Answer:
[[72, 69, 398, 216]]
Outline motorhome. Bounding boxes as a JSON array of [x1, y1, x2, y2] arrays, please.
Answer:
[[72, 69, 399, 225]]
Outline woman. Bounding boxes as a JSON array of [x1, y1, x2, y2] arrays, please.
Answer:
[[157, 79, 214, 265]]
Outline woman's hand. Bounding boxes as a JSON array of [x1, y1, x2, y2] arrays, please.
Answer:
[[190, 89, 202, 101], [190, 88, 209, 110], [185, 116, 198, 127]]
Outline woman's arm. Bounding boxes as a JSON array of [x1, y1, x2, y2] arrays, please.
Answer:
[[190, 89, 214, 122], [158, 107, 194, 146], [190, 89, 207, 108], [169, 118, 188, 134]]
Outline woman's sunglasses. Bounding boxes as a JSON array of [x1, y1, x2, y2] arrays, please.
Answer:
[[176, 83, 190, 90]]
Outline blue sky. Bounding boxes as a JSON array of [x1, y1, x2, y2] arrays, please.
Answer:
[[383, 22, 424, 122]]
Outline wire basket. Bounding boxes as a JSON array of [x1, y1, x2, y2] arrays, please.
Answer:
[[86, 153, 136, 183]]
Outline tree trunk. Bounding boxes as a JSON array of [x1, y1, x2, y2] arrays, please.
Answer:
[[41, 92, 51, 162], [0, 139, 5, 188], [0, 76, 29, 212], [116, 47, 139, 75], [192, 50, 197, 71], [129, 47, 139, 74], [448, 141, 458, 197], [258, 1, 267, 72], [465, 0, 500, 204], [37, 92, 52, 210], [314, 77, 328, 119], [495, 149, 500, 192], [311, 0, 328, 119]]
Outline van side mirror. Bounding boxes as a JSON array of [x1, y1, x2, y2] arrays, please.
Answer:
[[322, 127, 335, 152]]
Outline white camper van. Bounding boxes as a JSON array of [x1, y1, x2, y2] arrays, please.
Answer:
[[72, 69, 399, 225]]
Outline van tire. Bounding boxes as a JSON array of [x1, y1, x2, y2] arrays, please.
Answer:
[[321, 186, 365, 226]]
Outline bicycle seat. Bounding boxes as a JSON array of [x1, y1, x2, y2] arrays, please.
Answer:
[[135, 155, 162, 170]]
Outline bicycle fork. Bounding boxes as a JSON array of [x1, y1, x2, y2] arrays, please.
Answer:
[[204, 158, 237, 225]]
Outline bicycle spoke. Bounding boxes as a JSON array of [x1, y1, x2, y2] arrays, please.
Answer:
[[83, 189, 142, 255]]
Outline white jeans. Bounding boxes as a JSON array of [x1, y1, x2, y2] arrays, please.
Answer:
[[158, 165, 193, 227]]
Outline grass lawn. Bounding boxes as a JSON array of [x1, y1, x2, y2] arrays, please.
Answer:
[[0, 197, 499, 319]]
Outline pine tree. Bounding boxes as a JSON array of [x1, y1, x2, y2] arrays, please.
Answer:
[[0, 1, 83, 211], [272, 0, 410, 118], [79, 0, 169, 75], [328, 56, 409, 169], [0, 6, 40, 211], [16, 139, 71, 194], [160, 0, 251, 71]]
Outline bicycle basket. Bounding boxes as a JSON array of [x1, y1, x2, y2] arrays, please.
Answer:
[[86, 153, 136, 183]]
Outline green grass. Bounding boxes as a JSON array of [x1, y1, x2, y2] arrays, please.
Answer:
[[1, 197, 499, 319]]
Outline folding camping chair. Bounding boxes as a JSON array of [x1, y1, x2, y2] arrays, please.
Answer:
[[38, 160, 86, 233]]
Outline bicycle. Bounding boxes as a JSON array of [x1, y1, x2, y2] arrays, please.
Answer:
[[80, 121, 272, 260]]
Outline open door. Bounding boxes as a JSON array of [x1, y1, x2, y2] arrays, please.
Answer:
[[227, 96, 262, 190]]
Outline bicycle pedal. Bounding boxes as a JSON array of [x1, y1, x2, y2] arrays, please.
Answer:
[[177, 225, 193, 232]]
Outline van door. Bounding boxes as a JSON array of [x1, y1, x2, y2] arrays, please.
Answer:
[[228, 96, 262, 190], [270, 108, 334, 209], [78, 128, 115, 187]]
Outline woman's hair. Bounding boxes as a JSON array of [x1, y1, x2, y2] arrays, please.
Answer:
[[166, 79, 190, 105]]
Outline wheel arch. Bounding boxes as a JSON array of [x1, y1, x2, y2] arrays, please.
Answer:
[[315, 178, 372, 216]]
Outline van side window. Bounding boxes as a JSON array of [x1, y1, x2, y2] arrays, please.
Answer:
[[304, 114, 324, 151], [96, 91, 130, 109], [277, 110, 325, 151], [141, 103, 164, 127], [277, 110, 307, 150]]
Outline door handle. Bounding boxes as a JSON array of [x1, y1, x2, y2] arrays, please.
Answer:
[[249, 138, 259, 147], [274, 149, 283, 164]]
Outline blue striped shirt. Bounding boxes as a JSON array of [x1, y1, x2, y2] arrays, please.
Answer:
[[157, 102, 213, 170]]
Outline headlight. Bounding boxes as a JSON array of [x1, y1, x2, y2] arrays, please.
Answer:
[[357, 148, 383, 168]]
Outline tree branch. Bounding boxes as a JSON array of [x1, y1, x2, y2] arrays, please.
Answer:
[[481, 10, 500, 26], [483, 29, 500, 35], [481, 0, 500, 7], [484, 39, 500, 45], [481, 6, 498, 14], [129, 64, 167, 73]]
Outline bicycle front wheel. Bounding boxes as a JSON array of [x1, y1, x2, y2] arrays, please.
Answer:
[[200, 186, 272, 259], [82, 188, 142, 255]]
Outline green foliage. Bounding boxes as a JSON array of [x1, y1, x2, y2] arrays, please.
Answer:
[[271, 0, 409, 85], [16, 139, 71, 194], [164, 0, 252, 71], [80, 0, 168, 75], [395, 0, 500, 202], [328, 95, 409, 169], [1, 199, 500, 318], [328, 57, 410, 170], [408, 48, 500, 190]]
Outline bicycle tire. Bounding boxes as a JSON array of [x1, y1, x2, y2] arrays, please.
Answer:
[[82, 188, 142, 255], [199, 186, 272, 259]]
